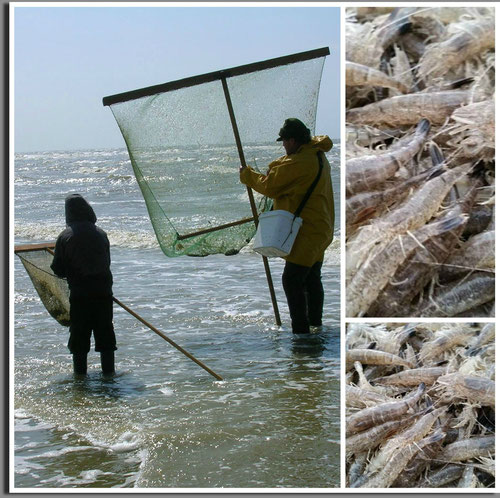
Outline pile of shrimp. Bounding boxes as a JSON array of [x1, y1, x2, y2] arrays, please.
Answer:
[[345, 322, 495, 488], [345, 7, 495, 318]]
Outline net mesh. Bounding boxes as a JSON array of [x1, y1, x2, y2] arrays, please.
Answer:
[[16, 249, 71, 327], [108, 56, 326, 257]]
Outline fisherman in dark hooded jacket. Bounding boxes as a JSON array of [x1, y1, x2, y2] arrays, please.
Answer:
[[51, 194, 116, 376]]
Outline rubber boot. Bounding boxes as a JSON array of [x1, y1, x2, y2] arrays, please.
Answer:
[[72, 353, 88, 375], [100, 351, 115, 375]]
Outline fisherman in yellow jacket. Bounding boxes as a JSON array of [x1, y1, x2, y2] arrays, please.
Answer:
[[240, 118, 335, 334]]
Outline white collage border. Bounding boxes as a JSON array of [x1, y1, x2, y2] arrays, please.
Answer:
[[9, 1, 499, 494]]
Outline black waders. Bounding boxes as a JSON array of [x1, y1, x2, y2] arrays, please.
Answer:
[[72, 353, 88, 375], [100, 351, 115, 375]]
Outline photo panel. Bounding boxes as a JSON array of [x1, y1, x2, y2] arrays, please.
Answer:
[[345, 321, 495, 489], [344, 6, 495, 319]]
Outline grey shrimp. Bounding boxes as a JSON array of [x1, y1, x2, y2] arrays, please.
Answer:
[[346, 348, 414, 369], [346, 383, 425, 435], [346, 90, 472, 127], [419, 18, 495, 80], [418, 326, 478, 363], [439, 230, 495, 282], [346, 214, 466, 317], [417, 273, 495, 317], [346, 61, 409, 93], [359, 431, 446, 488], [438, 435, 495, 463], [418, 464, 464, 487], [374, 367, 448, 387], [366, 169, 486, 316], [367, 407, 447, 475], [436, 372, 495, 407], [346, 119, 430, 196], [375, 7, 418, 51], [466, 323, 495, 356], [346, 417, 414, 455], [346, 163, 470, 284]]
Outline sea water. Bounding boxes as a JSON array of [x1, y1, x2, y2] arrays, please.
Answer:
[[13, 143, 341, 489]]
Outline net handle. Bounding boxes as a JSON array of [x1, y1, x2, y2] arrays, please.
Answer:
[[220, 76, 282, 327]]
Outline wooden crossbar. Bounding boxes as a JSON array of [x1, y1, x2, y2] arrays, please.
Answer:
[[14, 242, 56, 253], [177, 217, 255, 241], [103, 47, 329, 106]]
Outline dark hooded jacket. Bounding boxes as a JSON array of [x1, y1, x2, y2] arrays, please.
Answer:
[[51, 194, 113, 299]]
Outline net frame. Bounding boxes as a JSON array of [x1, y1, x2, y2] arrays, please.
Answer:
[[103, 47, 329, 241], [15, 243, 71, 327]]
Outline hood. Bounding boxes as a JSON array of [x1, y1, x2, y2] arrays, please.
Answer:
[[65, 194, 97, 224], [310, 135, 333, 152]]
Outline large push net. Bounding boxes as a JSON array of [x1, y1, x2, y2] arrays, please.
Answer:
[[104, 49, 328, 257], [16, 247, 71, 326]]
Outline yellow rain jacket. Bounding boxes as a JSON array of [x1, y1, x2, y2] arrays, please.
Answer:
[[240, 135, 335, 267]]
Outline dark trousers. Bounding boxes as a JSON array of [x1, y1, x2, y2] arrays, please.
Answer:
[[69, 297, 117, 354], [282, 261, 324, 334]]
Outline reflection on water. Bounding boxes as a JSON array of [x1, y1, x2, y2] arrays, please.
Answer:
[[53, 372, 148, 401], [290, 327, 336, 358]]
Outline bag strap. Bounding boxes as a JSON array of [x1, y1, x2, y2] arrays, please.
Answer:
[[294, 151, 324, 218]]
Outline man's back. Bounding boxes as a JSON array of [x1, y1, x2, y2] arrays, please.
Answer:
[[51, 194, 112, 298]]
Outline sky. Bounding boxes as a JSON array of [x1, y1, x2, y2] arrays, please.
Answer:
[[13, 3, 341, 153]]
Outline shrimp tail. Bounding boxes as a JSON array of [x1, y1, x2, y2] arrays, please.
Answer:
[[435, 215, 466, 233], [425, 164, 446, 180], [448, 77, 475, 89], [427, 430, 446, 445], [415, 118, 431, 135], [429, 143, 445, 166]]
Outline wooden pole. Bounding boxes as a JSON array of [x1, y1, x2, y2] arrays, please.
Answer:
[[14, 242, 56, 253], [112, 297, 223, 381], [42, 246, 223, 380], [220, 77, 282, 326]]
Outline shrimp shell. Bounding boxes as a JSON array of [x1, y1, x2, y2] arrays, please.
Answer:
[[374, 367, 448, 387], [346, 385, 394, 408], [436, 372, 495, 407], [346, 90, 472, 127], [418, 273, 495, 317], [439, 230, 495, 281], [346, 215, 466, 317], [346, 348, 414, 369], [360, 430, 446, 488], [345, 417, 414, 454], [366, 406, 447, 475], [346, 61, 409, 93], [346, 163, 471, 284], [418, 464, 464, 487], [346, 125, 404, 148], [346, 383, 425, 435], [346, 119, 430, 195], [418, 18, 495, 80], [438, 435, 495, 462]]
